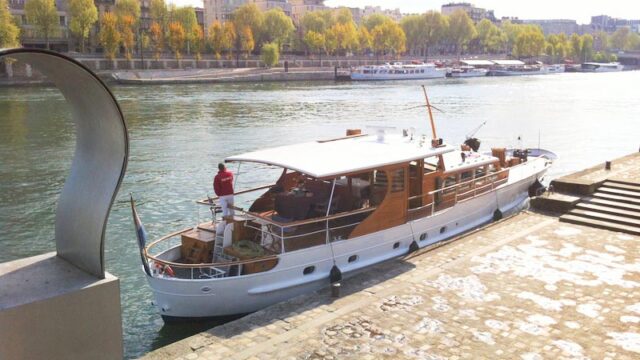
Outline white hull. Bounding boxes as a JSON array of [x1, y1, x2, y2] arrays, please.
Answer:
[[449, 69, 488, 78], [351, 70, 447, 81], [147, 158, 549, 319]]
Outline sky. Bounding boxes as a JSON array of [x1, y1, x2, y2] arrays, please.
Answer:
[[170, 0, 640, 25]]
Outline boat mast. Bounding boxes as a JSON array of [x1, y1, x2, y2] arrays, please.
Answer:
[[421, 85, 438, 140]]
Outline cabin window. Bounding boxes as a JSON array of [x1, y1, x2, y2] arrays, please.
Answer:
[[390, 168, 405, 193], [371, 170, 388, 205], [475, 166, 486, 179], [424, 157, 438, 174], [443, 175, 457, 194], [461, 171, 473, 182]]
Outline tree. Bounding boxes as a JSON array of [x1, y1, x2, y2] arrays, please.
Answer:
[[301, 10, 332, 34], [149, 21, 163, 60], [99, 12, 120, 60], [208, 20, 224, 59], [580, 34, 594, 62], [222, 21, 236, 59], [24, 0, 58, 49], [592, 31, 608, 52], [569, 33, 582, 61], [115, 0, 140, 23], [357, 26, 372, 55], [326, 22, 358, 56], [476, 18, 505, 54], [422, 11, 448, 59], [401, 15, 425, 55], [303, 30, 325, 57], [334, 7, 353, 25], [628, 32, 640, 51], [447, 10, 476, 58], [263, 8, 294, 49], [167, 21, 185, 59], [501, 20, 522, 54], [117, 15, 135, 60], [150, 0, 168, 29], [610, 27, 630, 50], [173, 6, 197, 54], [0, 0, 20, 48], [240, 26, 254, 58], [68, 0, 98, 52], [191, 24, 204, 60], [362, 13, 387, 31], [261, 42, 279, 67], [233, 3, 263, 45], [371, 19, 406, 60], [512, 26, 545, 58]]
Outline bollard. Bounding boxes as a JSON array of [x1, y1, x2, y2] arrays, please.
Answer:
[[331, 282, 341, 298], [605, 161, 612, 170]]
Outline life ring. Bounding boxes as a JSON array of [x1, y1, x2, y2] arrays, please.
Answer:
[[163, 265, 175, 277]]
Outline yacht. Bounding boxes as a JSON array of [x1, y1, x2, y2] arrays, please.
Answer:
[[350, 62, 447, 80], [133, 89, 555, 321], [447, 66, 489, 78], [580, 62, 624, 72]]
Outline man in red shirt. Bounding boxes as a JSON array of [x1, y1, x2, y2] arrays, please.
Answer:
[[214, 163, 234, 218]]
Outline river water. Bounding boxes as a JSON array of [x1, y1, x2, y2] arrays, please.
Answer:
[[1, 72, 639, 358]]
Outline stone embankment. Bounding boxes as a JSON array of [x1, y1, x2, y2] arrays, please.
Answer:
[[144, 153, 640, 360]]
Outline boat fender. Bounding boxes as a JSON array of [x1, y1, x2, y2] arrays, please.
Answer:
[[163, 265, 175, 277], [223, 223, 234, 248], [528, 178, 545, 197], [329, 265, 342, 284], [408, 240, 419, 254], [493, 209, 503, 222]]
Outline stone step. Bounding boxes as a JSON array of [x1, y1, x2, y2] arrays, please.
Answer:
[[559, 214, 640, 236], [586, 197, 640, 212], [603, 181, 640, 193], [606, 179, 640, 187], [598, 187, 640, 199], [576, 202, 640, 220], [567, 209, 640, 227], [593, 192, 640, 206]]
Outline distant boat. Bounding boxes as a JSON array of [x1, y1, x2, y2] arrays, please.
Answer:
[[487, 60, 554, 76], [580, 62, 624, 72], [350, 62, 447, 81], [447, 65, 489, 78]]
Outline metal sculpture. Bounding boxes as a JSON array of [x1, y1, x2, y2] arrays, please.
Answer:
[[0, 49, 129, 278]]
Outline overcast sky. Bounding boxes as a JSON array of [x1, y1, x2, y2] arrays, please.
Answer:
[[170, 0, 639, 25]]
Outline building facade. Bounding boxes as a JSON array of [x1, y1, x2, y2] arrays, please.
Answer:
[[9, 0, 71, 51], [203, 0, 292, 30], [289, 0, 327, 24], [441, 2, 496, 23], [591, 15, 640, 33], [521, 19, 579, 35]]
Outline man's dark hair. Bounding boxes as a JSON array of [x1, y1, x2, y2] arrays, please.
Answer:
[[218, 163, 226, 171]]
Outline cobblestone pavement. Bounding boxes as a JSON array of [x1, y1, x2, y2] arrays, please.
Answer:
[[559, 152, 640, 184], [144, 212, 640, 360]]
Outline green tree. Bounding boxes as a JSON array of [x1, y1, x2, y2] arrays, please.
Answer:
[[580, 34, 594, 62], [627, 32, 640, 51], [261, 42, 279, 67], [401, 14, 425, 55], [357, 26, 372, 55], [362, 13, 387, 31], [68, 0, 98, 52], [233, 3, 263, 44], [24, 0, 58, 49], [422, 11, 448, 59], [569, 33, 582, 61], [512, 25, 544, 58], [447, 10, 476, 58], [334, 7, 353, 25], [115, 0, 140, 23], [150, 0, 168, 29], [149, 21, 163, 60], [501, 20, 522, 54], [300, 10, 331, 34], [222, 21, 236, 59], [173, 6, 197, 54], [191, 24, 204, 60], [326, 22, 358, 55], [0, 0, 20, 48], [167, 21, 185, 59], [592, 31, 608, 52], [476, 18, 505, 54], [263, 8, 294, 49], [610, 27, 630, 50], [99, 12, 120, 60], [303, 30, 325, 57]]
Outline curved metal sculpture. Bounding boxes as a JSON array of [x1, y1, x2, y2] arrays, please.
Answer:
[[0, 49, 129, 278]]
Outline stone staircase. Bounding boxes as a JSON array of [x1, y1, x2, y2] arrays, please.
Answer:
[[560, 180, 640, 235]]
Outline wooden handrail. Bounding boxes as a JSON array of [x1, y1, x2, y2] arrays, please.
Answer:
[[246, 206, 377, 228], [146, 252, 279, 269], [196, 183, 275, 205]]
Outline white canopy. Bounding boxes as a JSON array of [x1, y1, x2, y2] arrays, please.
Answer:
[[492, 60, 525, 66], [460, 60, 494, 66], [226, 134, 456, 178]]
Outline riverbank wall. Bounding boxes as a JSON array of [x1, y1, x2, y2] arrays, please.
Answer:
[[143, 152, 640, 360]]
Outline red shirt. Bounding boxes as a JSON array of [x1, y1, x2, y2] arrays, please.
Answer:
[[214, 170, 234, 196]]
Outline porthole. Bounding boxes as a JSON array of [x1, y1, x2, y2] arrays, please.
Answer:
[[393, 242, 400, 249], [440, 226, 447, 234], [419, 233, 428, 241], [303, 266, 315, 275], [348, 255, 358, 263]]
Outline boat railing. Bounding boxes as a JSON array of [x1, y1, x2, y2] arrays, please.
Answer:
[[407, 168, 509, 218]]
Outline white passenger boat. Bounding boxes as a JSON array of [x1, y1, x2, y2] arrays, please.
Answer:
[[350, 62, 447, 80], [580, 62, 624, 72], [447, 66, 488, 78], [133, 89, 555, 322]]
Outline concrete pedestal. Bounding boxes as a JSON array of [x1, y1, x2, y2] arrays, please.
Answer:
[[0, 252, 123, 360]]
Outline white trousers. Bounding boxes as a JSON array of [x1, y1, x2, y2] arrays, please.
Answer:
[[219, 195, 235, 217]]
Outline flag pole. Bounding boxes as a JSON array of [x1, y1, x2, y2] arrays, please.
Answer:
[[422, 85, 438, 140]]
